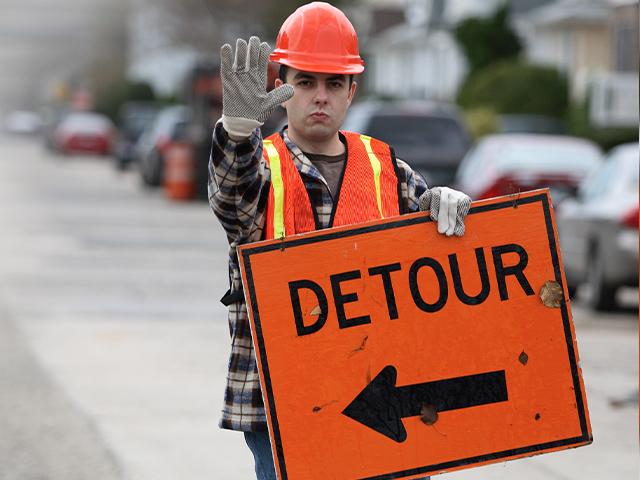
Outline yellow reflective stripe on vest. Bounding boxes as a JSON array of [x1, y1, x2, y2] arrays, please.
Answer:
[[264, 140, 286, 238], [359, 134, 384, 218]]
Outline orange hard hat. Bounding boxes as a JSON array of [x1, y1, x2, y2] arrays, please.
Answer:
[[269, 2, 365, 75]]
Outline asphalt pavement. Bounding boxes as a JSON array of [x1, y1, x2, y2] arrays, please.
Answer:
[[0, 135, 637, 480]]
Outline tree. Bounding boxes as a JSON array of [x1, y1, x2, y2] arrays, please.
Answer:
[[95, 80, 157, 122], [453, 3, 522, 76], [457, 61, 568, 118]]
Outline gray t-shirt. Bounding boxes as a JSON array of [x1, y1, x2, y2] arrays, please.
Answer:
[[305, 151, 346, 197]]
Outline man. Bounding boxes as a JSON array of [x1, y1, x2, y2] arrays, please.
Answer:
[[209, 3, 471, 478]]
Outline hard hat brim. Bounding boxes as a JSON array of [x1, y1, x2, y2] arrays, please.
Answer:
[[270, 52, 365, 75]]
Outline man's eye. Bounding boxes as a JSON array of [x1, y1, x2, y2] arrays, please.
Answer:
[[330, 82, 343, 88], [298, 80, 311, 87]]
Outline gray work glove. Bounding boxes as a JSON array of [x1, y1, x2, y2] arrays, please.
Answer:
[[220, 36, 294, 139], [419, 187, 471, 237]]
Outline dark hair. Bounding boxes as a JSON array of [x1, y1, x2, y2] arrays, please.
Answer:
[[278, 65, 354, 86]]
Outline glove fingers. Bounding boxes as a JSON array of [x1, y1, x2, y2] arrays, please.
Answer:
[[454, 196, 471, 237], [220, 43, 233, 74], [262, 84, 295, 118], [428, 188, 440, 222], [437, 189, 449, 234], [458, 196, 471, 217], [258, 41, 271, 85], [233, 38, 248, 72], [418, 189, 432, 213], [446, 193, 458, 236], [247, 36, 261, 71]]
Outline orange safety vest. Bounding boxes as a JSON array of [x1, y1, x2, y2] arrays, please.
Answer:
[[262, 131, 401, 240]]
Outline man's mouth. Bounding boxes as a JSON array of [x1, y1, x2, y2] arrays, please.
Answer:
[[310, 112, 329, 121]]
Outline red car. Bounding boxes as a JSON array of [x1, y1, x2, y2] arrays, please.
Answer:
[[54, 112, 115, 155], [454, 134, 602, 203]]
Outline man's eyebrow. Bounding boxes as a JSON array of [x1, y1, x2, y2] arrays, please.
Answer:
[[292, 72, 315, 80], [291, 73, 347, 82]]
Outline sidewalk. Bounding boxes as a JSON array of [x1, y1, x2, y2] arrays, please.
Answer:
[[0, 306, 121, 480]]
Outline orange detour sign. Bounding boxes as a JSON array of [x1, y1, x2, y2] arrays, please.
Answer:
[[238, 189, 592, 480]]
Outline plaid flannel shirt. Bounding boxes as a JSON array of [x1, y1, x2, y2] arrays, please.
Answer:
[[208, 122, 428, 431]]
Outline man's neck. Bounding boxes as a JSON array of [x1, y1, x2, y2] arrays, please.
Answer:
[[286, 128, 345, 156]]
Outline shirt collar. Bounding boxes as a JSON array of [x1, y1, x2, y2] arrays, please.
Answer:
[[281, 129, 326, 184]]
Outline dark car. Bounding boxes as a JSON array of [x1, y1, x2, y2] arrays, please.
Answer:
[[113, 102, 160, 170], [498, 114, 566, 135], [557, 143, 639, 310], [341, 100, 471, 186], [454, 134, 602, 204], [135, 105, 190, 187]]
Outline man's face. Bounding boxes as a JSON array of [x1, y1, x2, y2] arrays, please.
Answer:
[[275, 68, 357, 144]]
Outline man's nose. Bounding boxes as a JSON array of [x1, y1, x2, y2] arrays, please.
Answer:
[[313, 83, 329, 104]]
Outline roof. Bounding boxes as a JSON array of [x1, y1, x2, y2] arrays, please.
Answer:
[[527, 0, 611, 26]]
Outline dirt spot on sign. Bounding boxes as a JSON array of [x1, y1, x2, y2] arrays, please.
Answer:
[[312, 400, 337, 413], [519, 351, 529, 365], [420, 404, 439, 425], [350, 336, 368, 355], [539, 281, 563, 308]]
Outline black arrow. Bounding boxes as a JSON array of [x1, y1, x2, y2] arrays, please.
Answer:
[[342, 366, 508, 442]]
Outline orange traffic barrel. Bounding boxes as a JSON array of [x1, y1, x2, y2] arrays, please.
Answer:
[[164, 142, 195, 201]]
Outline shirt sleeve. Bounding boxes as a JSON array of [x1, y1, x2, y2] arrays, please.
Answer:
[[395, 158, 429, 213], [208, 121, 271, 244]]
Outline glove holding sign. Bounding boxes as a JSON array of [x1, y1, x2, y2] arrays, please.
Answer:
[[419, 186, 472, 237], [220, 36, 294, 139]]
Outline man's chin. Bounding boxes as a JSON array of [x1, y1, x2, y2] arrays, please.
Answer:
[[304, 123, 337, 138]]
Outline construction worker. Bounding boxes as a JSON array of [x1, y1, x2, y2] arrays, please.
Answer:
[[209, 2, 470, 478]]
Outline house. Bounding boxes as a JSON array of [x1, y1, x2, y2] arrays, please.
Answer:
[[358, 0, 490, 101], [519, 0, 639, 127], [359, 0, 555, 102], [587, 1, 640, 127]]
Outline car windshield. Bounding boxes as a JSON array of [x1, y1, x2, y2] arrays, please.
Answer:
[[365, 115, 467, 149], [61, 114, 112, 133], [579, 146, 638, 198], [618, 146, 639, 193], [495, 141, 601, 174], [153, 108, 188, 137], [124, 111, 158, 138]]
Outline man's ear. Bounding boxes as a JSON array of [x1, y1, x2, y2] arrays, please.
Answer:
[[347, 80, 358, 106], [274, 78, 289, 109]]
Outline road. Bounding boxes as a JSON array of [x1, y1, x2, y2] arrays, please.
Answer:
[[0, 135, 637, 480]]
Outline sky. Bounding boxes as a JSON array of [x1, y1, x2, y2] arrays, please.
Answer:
[[0, 0, 128, 114]]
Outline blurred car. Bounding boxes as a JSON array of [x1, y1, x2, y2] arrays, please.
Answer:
[[53, 112, 115, 155], [341, 100, 471, 186], [3, 110, 42, 134], [454, 134, 602, 203], [498, 114, 565, 135], [113, 101, 161, 170], [135, 105, 190, 187], [556, 143, 639, 310], [41, 106, 70, 151]]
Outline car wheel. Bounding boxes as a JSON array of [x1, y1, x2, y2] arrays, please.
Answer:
[[587, 248, 617, 311], [147, 149, 162, 186], [139, 151, 159, 187], [139, 160, 154, 187]]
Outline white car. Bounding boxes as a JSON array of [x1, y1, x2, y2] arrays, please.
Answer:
[[557, 143, 639, 310], [3, 110, 42, 134]]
